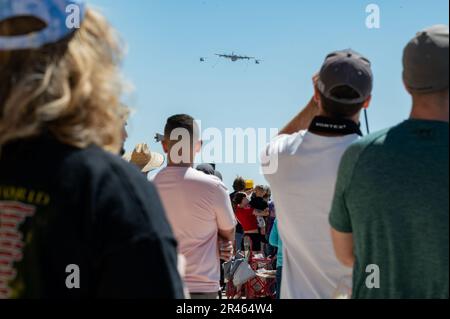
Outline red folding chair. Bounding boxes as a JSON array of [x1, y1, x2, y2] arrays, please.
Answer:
[[243, 235, 276, 299]]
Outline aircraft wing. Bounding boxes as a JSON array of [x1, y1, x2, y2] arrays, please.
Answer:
[[238, 56, 255, 60]]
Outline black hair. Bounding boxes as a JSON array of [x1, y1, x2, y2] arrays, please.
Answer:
[[232, 176, 246, 192], [164, 114, 199, 143], [233, 193, 247, 207]]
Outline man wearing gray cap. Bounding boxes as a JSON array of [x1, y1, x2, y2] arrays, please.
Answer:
[[330, 25, 449, 299], [262, 49, 373, 299]]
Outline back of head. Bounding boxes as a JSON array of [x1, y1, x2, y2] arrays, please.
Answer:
[[403, 25, 449, 95], [403, 25, 449, 120], [0, 1, 126, 153], [317, 49, 373, 119], [164, 114, 199, 146], [254, 185, 265, 193], [233, 192, 247, 207], [319, 85, 367, 119], [196, 163, 215, 175], [232, 176, 246, 192]]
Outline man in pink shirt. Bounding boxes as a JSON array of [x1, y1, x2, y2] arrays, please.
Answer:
[[152, 114, 236, 299]]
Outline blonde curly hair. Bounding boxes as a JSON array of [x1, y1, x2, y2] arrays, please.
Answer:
[[0, 9, 127, 153]]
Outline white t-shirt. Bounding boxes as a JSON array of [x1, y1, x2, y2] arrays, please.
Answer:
[[262, 131, 358, 299], [152, 167, 236, 294]]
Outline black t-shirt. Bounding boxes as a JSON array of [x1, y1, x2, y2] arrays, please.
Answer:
[[249, 196, 268, 211], [0, 135, 184, 299]]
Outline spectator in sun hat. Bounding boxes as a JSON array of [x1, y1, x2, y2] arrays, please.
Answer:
[[262, 49, 373, 299], [330, 25, 449, 299], [0, 0, 184, 299], [124, 143, 165, 177]]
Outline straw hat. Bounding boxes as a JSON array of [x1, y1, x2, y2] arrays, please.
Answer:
[[123, 143, 165, 173]]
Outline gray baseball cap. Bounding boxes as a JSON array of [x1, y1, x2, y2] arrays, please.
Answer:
[[317, 49, 373, 104], [403, 25, 449, 94]]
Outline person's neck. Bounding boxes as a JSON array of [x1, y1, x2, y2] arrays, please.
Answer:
[[410, 102, 449, 123], [311, 112, 360, 137], [167, 159, 193, 168]]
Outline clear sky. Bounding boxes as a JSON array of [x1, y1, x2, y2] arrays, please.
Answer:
[[89, 0, 448, 189]]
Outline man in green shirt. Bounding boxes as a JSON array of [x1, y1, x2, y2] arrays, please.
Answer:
[[329, 25, 449, 299]]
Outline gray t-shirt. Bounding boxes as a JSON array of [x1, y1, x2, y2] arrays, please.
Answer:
[[330, 120, 449, 299]]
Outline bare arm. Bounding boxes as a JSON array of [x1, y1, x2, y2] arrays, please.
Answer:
[[279, 74, 322, 135], [331, 228, 355, 268], [279, 97, 319, 135], [218, 227, 235, 242], [218, 228, 235, 261], [253, 209, 270, 217]]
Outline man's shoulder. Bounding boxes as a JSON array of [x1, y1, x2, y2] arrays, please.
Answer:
[[189, 169, 228, 192], [62, 145, 154, 192], [265, 131, 307, 155], [65, 145, 138, 174], [338, 128, 391, 173], [154, 167, 228, 192], [344, 128, 390, 156]]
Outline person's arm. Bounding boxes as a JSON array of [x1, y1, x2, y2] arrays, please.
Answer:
[[279, 97, 319, 135], [214, 183, 237, 260], [253, 209, 270, 217], [330, 229, 355, 268], [218, 227, 235, 242], [279, 74, 321, 135]]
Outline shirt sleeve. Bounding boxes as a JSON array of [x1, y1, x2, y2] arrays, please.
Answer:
[[261, 133, 301, 177], [214, 182, 237, 231], [329, 144, 360, 234]]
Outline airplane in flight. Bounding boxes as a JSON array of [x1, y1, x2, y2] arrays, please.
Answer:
[[215, 52, 260, 64]]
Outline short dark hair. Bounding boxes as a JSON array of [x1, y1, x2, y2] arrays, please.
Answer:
[[164, 114, 199, 143], [232, 176, 246, 192], [319, 85, 366, 119], [233, 193, 247, 207]]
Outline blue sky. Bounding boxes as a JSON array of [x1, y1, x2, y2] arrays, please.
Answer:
[[89, 0, 449, 189]]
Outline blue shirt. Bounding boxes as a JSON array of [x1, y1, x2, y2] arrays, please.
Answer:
[[269, 219, 283, 268]]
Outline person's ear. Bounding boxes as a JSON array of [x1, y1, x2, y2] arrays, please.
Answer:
[[161, 139, 169, 154], [194, 140, 202, 154], [362, 95, 372, 109], [313, 86, 321, 105], [313, 87, 324, 114]]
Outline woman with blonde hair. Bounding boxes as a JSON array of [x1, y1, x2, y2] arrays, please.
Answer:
[[0, 0, 183, 299]]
